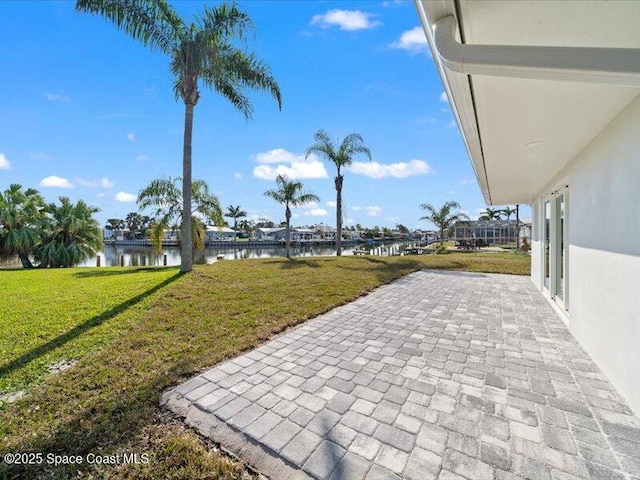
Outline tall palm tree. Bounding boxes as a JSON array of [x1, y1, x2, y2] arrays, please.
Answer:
[[478, 207, 503, 221], [419, 201, 467, 244], [36, 197, 103, 268], [305, 130, 371, 256], [225, 205, 246, 242], [76, 0, 282, 273], [137, 177, 223, 256], [0, 184, 47, 268], [502, 205, 516, 220], [264, 174, 319, 258]]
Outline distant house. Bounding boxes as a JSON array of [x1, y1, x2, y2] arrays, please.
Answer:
[[412, 230, 437, 242], [255, 227, 315, 242], [315, 225, 336, 240], [343, 229, 362, 241], [453, 220, 520, 246], [205, 226, 235, 242], [417, 0, 640, 412], [291, 228, 315, 242], [255, 227, 285, 241], [103, 228, 117, 240]]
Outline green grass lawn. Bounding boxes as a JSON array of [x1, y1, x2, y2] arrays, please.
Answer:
[[0, 253, 529, 479], [0, 267, 180, 394]]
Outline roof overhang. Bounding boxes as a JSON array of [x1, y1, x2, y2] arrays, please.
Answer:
[[415, 0, 640, 205]]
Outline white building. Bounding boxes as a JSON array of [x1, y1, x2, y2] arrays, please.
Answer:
[[417, 1, 640, 413], [254, 227, 315, 242], [205, 226, 236, 241]]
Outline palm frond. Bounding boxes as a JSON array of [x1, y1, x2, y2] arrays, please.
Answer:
[[307, 129, 371, 172], [198, 3, 252, 42], [291, 192, 320, 208], [202, 46, 281, 119], [75, 0, 182, 53], [211, 75, 252, 118]]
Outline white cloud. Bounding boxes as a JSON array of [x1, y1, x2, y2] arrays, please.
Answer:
[[254, 148, 299, 164], [305, 208, 328, 217], [115, 191, 137, 202], [349, 159, 433, 179], [44, 93, 69, 102], [351, 206, 362, 211], [310, 9, 381, 31], [326, 201, 337, 207], [96, 192, 107, 198], [439, 91, 448, 103], [382, 0, 407, 6], [366, 206, 382, 216], [460, 178, 475, 185], [76, 177, 115, 188], [127, 133, 136, 142], [40, 175, 74, 188], [252, 148, 329, 180], [233, 172, 242, 179], [136, 154, 151, 162], [0, 153, 10, 170], [29, 152, 53, 161], [459, 209, 476, 220], [391, 26, 428, 53]]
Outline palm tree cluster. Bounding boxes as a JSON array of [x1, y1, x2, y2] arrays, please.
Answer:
[[419, 201, 468, 244], [76, 0, 282, 272], [0, 184, 102, 268], [262, 129, 372, 259], [478, 206, 517, 221], [76, 1, 381, 267]]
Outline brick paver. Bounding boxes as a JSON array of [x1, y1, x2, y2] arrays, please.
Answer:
[[162, 270, 640, 480]]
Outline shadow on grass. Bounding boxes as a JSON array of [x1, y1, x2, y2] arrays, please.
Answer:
[[264, 258, 321, 269], [73, 266, 177, 278], [0, 272, 182, 379], [424, 266, 488, 277], [336, 257, 423, 272]]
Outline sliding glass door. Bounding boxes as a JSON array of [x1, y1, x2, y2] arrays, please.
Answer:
[[542, 188, 568, 312], [544, 201, 551, 292], [555, 193, 565, 305]]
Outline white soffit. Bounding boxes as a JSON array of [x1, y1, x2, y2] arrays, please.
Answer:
[[418, 0, 640, 205]]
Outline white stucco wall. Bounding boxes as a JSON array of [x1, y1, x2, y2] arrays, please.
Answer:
[[531, 93, 640, 415]]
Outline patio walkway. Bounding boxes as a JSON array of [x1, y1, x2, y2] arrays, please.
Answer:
[[162, 270, 640, 480]]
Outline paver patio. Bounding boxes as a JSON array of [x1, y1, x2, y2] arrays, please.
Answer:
[[162, 270, 640, 480]]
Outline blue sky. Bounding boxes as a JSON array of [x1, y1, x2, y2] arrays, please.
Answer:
[[0, 0, 517, 230]]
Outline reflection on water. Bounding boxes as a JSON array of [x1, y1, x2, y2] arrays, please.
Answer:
[[80, 244, 383, 267]]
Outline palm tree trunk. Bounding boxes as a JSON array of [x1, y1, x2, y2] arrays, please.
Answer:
[[181, 102, 194, 273], [335, 176, 343, 256], [285, 206, 291, 258], [19, 253, 34, 268]]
